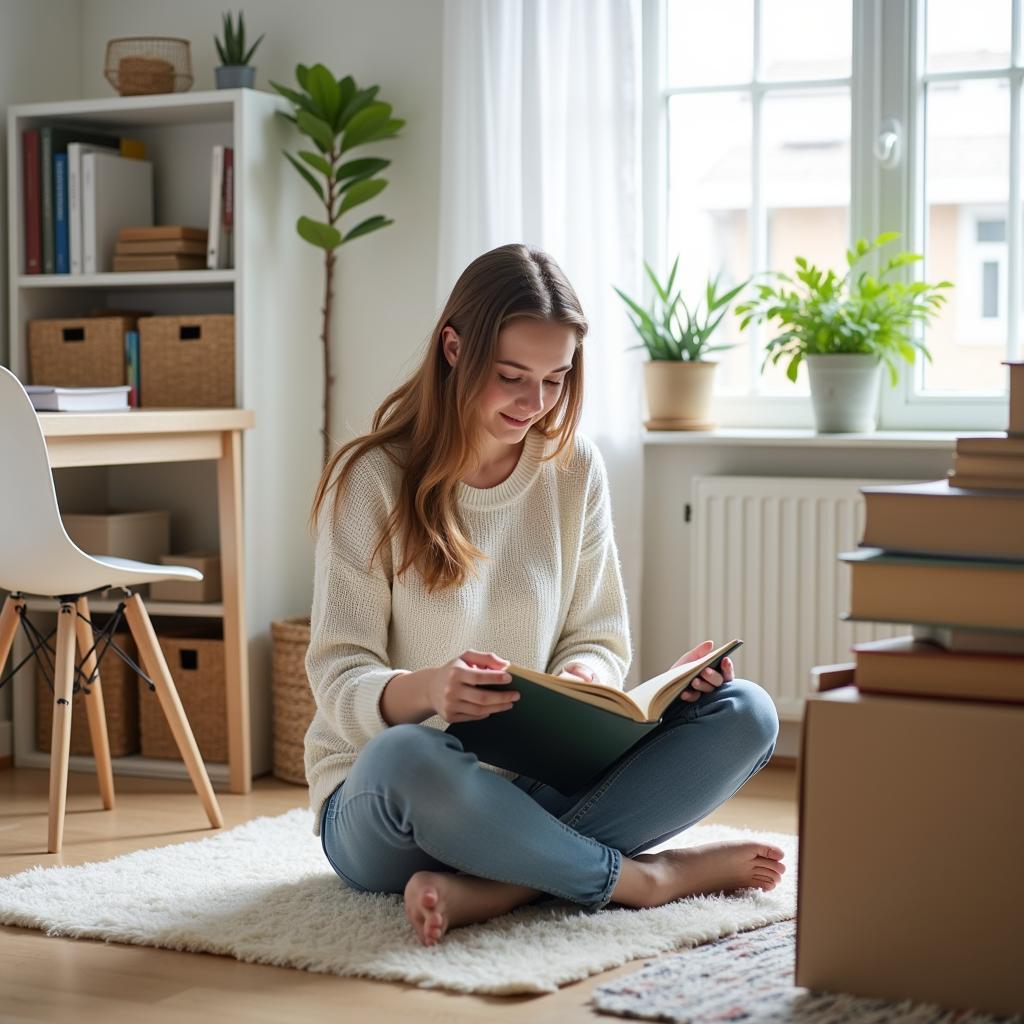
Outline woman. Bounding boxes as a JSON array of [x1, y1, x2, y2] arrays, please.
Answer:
[[306, 243, 783, 947]]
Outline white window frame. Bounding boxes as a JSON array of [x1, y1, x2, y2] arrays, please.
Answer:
[[645, 0, 1016, 431]]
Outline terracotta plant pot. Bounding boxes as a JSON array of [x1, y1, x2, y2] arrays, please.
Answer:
[[643, 360, 717, 430]]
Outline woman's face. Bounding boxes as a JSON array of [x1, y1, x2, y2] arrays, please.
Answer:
[[475, 319, 577, 445]]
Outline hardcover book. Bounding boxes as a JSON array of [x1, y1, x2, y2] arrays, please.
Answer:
[[447, 639, 743, 793]]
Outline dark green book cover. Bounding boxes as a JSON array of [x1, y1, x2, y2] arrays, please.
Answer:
[[447, 675, 658, 795]]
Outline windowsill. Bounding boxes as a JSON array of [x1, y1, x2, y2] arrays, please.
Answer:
[[641, 427, 979, 449]]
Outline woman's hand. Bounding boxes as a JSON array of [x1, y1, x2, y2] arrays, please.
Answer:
[[426, 649, 520, 722], [672, 639, 734, 703], [558, 662, 599, 685]]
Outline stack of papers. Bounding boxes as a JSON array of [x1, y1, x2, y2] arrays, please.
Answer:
[[26, 385, 131, 412]]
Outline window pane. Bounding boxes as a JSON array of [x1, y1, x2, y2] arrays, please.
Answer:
[[667, 93, 752, 393], [921, 78, 1009, 394], [665, 0, 753, 86], [927, 0, 1011, 73], [760, 0, 852, 81], [761, 89, 851, 395]]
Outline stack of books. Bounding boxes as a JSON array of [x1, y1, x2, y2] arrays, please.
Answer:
[[840, 360, 1024, 702], [26, 384, 131, 412], [113, 226, 208, 272]]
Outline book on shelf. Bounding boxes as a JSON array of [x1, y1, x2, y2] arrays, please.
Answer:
[[124, 330, 140, 407], [911, 623, 1024, 656], [207, 145, 234, 270], [68, 141, 118, 274], [840, 548, 1024, 632], [446, 639, 744, 794], [82, 152, 153, 274], [53, 152, 69, 274], [39, 126, 130, 274], [1009, 361, 1024, 435], [25, 384, 131, 412], [115, 238, 207, 256], [119, 225, 207, 242], [858, 479, 1024, 560], [946, 472, 1024, 492], [853, 636, 1024, 703], [22, 129, 41, 274], [112, 253, 207, 272], [955, 434, 1024, 457]]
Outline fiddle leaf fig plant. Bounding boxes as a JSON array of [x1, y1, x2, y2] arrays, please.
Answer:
[[271, 64, 404, 465], [615, 256, 748, 361], [735, 232, 953, 386]]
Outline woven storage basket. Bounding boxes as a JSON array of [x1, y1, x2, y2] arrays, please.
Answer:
[[28, 316, 132, 387], [138, 627, 227, 762], [138, 314, 235, 408], [104, 37, 193, 95], [36, 633, 139, 757], [272, 618, 315, 785]]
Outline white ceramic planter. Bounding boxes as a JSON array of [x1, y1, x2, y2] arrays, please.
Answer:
[[805, 353, 882, 433], [643, 360, 717, 430]]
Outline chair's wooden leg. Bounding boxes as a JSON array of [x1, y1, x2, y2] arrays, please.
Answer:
[[75, 597, 115, 811], [48, 601, 78, 854], [122, 594, 224, 830], [0, 595, 25, 674]]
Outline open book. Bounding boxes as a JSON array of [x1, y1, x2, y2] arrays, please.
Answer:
[[447, 639, 743, 794]]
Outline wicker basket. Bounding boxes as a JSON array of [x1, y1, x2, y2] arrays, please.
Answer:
[[272, 618, 315, 785], [36, 633, 139, 757], [138, 627, 227, 762], [138, 314, 235, 408], [104, 38, 193, 96], [28, 316, 133, 387]]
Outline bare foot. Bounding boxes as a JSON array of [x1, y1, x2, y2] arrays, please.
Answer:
[[403, 871, 538, 946], [633, 840, 786, 904]]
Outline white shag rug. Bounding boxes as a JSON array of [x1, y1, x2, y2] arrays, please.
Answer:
[[0, 808, 797, 995]]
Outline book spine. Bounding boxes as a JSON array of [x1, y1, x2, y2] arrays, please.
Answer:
[[22, 129, 41, 274], [40, 126, 55, 274], [207, 145, 223, 271], [82, 154, 96, 275], [54, 153, 69, 274], [119, 138, 146, 160], [124, 329, 140, 407], [222, 146, 234, 269]]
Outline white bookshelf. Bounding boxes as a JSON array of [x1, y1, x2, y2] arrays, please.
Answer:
[[5, 89, 321, 786]]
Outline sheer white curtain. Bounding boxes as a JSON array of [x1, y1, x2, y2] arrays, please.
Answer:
[[437, 0, 645, 686]]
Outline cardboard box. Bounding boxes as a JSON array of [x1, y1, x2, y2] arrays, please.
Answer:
[[149, 553, 221, 603], [62, 510, 170, 562], [797, 686, 1024, 1016]]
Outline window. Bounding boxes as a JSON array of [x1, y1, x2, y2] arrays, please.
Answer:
[[646, 0, 1018, 430]]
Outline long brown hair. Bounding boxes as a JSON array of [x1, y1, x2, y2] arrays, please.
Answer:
[[310, 242, 589, 592]]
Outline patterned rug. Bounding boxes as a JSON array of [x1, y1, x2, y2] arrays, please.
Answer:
[[591, 920, 1022, 1023]]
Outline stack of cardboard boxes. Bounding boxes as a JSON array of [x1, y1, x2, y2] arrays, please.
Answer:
[[796, 362, 1024, 1017]]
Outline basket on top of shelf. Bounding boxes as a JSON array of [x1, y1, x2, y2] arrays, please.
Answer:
[[139, 313, 235, 407], [104, 38, 193, 96]]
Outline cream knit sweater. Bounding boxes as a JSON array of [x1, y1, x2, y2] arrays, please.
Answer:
[[304, 428, 632, 835]]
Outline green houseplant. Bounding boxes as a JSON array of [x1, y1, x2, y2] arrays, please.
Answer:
[[735, 233, 952, 432], [271, 64, 404, 465], [214, 11, 264, 89], [615, 256, 747, 429]]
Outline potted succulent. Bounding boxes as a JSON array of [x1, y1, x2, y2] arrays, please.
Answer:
[[735, 233, 952, 433], [615, 257, 747, 429], [214, 11, 264, 89]]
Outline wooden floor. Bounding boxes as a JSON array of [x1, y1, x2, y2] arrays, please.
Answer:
[[0, 762, 798, 1024]]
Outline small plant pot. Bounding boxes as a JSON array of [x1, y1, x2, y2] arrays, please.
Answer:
[[805, 353, 882, 433], [215, 65, 256, 89], [643, 360, 717, 430]]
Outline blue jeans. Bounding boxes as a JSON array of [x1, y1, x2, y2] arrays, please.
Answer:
[[319, 678, 779, 910]]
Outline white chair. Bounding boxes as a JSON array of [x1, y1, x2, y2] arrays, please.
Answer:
[[0, 366, 223, 853]]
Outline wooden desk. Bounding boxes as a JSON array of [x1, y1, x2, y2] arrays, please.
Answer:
[[38, 409, 255, 794]]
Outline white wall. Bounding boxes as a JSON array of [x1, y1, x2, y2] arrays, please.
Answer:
[[78, 0, 446, 443]]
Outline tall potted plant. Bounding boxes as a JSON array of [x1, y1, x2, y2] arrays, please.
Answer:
[[735, 233, 952, 433], [615, 258, 747, 429], [271, 64, 404, 466]]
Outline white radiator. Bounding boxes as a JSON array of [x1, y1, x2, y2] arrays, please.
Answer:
[[690, 476, 906, 721]]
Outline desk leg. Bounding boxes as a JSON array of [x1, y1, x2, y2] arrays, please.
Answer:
[[218, 428, 251, 793]]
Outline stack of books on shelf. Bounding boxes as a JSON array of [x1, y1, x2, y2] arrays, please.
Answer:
[[21, 125, 149, 275], [26, 384, 131, 412], [840, 360, 1024, 702], [113, 226, 209, 273]]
